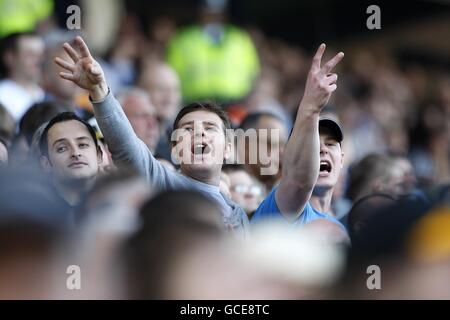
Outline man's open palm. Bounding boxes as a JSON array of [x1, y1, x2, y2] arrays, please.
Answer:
[[54, 36, 105, 91]]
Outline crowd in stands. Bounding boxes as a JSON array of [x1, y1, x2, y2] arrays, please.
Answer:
[[0, 0, 449, 299]]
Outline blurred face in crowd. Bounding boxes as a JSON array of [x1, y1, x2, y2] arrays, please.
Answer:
[[0, 140, 7, 166], [42, 120, 102, 184], [315, 127, 344, 190], [173, 111, 231, 180], [43, 47, 78, 101], [394, 157, 417, 194], [7, 35, 44, 82], [228, 170, 262, 215], [122, 94, 160, 153], [140, 63, 181, 123], [241, 115, 288, 183], [374, 165, 409, 196], [256, 115, 288, 167]]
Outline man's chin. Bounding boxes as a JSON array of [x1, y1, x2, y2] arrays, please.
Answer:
[[314, 177, 335, 190], [181, 159, 221, 174], [61, 172, 96, 184]]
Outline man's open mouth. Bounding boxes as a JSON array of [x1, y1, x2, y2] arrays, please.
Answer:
[[192, 142, 212, 155], [320, 160, 332, 173]]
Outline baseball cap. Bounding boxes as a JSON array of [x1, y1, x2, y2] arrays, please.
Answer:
[[319, 116, 344, 143]]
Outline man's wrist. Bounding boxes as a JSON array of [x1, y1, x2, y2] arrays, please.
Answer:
[[298, 100, 321, 116], [89, 81, 109, 103]]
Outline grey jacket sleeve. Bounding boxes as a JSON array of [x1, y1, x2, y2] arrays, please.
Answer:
[[92, 90, 183, 190]]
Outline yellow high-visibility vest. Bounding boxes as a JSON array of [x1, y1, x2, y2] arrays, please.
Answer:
[[167, 25, 260, 103], [0, 0, 53, 37]]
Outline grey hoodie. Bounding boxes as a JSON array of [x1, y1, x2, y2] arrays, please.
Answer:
[[92, 90, 249, 237]]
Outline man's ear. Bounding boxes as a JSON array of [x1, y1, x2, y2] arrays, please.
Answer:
[[40, 155, 52, 172], [340, 151, 344, 168]]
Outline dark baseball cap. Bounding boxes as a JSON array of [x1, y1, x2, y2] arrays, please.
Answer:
[[319, 116, 344, 143]]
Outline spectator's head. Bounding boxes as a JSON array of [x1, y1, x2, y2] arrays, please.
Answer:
[[42, 32, 79, 103], [0, 32, 44, 82], [171, 102, 232, 183], [347, 193, 397, 239], [223, 164, 263, 217], [347, 153, 406, 202], [341, 196, 433, 299], [39, 112, 102, 186], [0, 166, 69, 298], [19, 101, 68, 147], [138, 61, 181, 123], [391, 155, 417, 194], [238, 112, 289, 188], [117, 88, 160, 153], [315, 117, 344, 191], [43, 48, 78, 102], [124, 190, 224, 299]]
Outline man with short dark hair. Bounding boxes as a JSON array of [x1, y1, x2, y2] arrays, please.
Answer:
[[39, 112, 103, 208], [54, 37, 247, 235]]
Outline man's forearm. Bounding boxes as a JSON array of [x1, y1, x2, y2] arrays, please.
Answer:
[[92, 89, 152, 177], [282, 101, 320, 191]]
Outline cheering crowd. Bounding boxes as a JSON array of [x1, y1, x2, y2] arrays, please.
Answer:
[[1, 1, 450, 299]]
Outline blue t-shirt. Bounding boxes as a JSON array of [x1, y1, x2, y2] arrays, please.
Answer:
[[252, 187, 346, 231]]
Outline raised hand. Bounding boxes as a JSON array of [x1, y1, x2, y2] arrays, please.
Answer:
[[301, 43, 344, 112], [54, 36, 108, 101]]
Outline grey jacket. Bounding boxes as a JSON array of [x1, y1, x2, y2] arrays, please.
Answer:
[[92, 90, 249, 237]]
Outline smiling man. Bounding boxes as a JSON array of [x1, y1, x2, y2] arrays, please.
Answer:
[[39, 112, 103, 209]]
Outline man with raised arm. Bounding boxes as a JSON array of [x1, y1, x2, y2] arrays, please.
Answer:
[[252, 44, 346, 229], [54, 36, 248, 236], [54, 37, 345, 236]]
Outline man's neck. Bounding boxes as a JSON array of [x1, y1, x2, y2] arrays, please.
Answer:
[[310, 186, 334, 215], [181, 167, 221, 186], [54, 177, 95, 206]]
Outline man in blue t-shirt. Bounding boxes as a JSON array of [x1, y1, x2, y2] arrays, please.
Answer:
[[252, 44, 346, 231]]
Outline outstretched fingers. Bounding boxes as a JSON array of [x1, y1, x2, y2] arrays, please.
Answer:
[[62, 42, 79, 63], [59, 72, 75, 81], [75, 36, 93, 59], [311, 43, 326, 72], [54, 57, 75, 72], [322, 51, 344, 74]]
